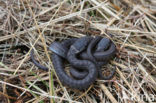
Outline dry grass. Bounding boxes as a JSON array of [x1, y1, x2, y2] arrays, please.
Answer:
[[0, 0, 156, 102]]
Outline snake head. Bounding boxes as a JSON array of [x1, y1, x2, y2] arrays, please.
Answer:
[[96, 38, 110, 52], [71, 36, 93, 53]]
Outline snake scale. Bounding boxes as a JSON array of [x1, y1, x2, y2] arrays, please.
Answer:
[[30, 36, 116, 90]]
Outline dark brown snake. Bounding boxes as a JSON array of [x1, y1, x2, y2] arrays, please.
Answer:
[[30, 36, 116, 90]]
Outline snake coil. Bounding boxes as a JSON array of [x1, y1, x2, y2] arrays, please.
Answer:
[[30, 36, 116, 90]]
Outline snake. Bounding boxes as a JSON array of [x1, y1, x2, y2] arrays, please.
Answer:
[[30, 36, 116, 90]]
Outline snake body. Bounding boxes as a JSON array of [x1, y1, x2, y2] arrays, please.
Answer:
[[30, 49, 48, 71], [69, 36, 116, 80], [52, 36, 98, 89], [30, 36, 116, 90]]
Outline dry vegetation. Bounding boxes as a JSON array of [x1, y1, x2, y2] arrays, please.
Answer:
[[0, 0, 156, 103]]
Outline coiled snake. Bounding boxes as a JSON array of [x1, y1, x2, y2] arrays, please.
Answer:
[[30, 36, 116, 90]]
